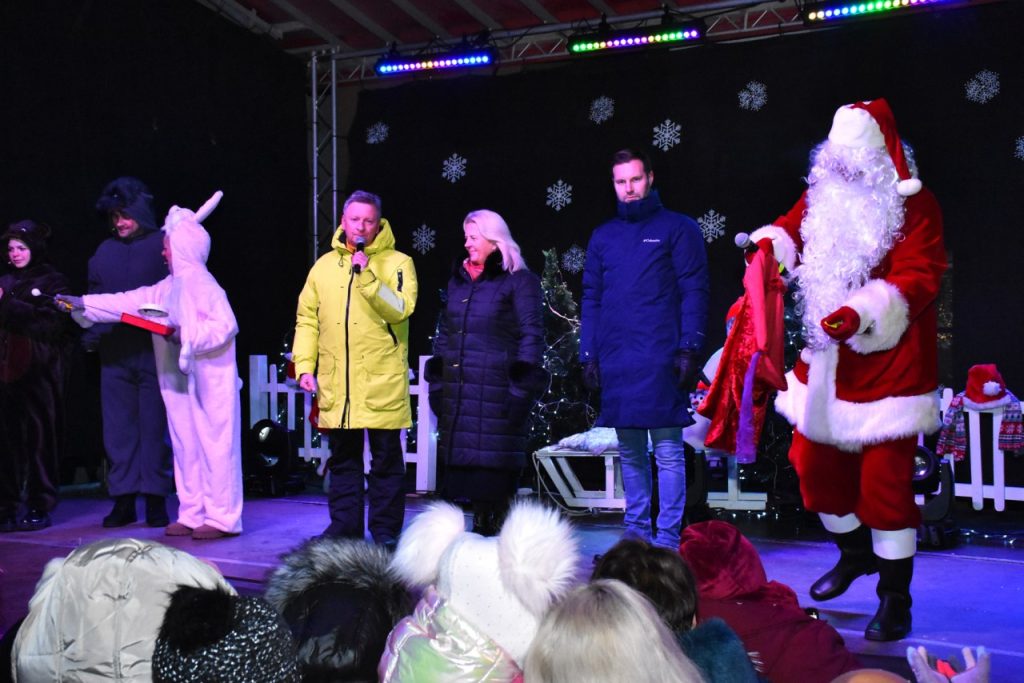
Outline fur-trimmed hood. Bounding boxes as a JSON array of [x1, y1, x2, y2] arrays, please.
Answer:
[[264, 537, 412, 682]]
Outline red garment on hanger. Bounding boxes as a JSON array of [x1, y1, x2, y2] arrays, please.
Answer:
[[698, 241, 787, 462]]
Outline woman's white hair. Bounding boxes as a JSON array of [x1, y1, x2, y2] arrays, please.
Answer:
[[464, 209, 527, 273], [523, 579, 706, 683]]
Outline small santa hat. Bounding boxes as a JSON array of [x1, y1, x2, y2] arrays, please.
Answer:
[[827, 98, 922, 197], [963, 363, 1011, 411]]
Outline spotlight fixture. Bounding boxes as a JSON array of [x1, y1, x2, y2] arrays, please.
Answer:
[[803, 0, 952, 24], [375, 47, 496, 76], [568, 21, 704, 55]]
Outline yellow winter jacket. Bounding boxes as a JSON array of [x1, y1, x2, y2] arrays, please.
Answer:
[[293, 218, 418, 429]]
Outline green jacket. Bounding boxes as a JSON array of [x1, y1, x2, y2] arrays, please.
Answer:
[[293, 218, 418, 429]]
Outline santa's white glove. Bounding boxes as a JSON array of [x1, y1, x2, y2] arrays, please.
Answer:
[[747, 225, 796, 273], [907, 645, 990, 683]]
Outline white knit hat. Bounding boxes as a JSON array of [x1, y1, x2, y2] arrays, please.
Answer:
[[390, 500, 580, 663]]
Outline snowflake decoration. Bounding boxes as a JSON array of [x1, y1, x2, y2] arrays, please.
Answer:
[[366, 121, 389, 144], [442, 153, 467, 183], [546, 179, 573, 212], [561, 244, 586, 274], [965, 70, 1000, 104], [589, 96, 615, 124], [698, 209, 727, 243], [411, 224, 436, 254], [738, 81, 768, 111], [652, 119, 682, 152], [1015, 136, 1024, 161]]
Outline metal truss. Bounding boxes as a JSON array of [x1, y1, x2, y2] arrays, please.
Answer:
[[309, 53, 338, 263]]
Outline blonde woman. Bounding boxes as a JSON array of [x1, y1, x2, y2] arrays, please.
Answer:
[[524, 579, 706, 683], [424, 209, 547, 535]]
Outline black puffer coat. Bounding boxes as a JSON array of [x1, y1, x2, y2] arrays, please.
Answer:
[[427, 252, 547, 472]]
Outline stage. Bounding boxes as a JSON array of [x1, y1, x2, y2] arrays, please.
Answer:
[[1, 487, 1021, 682]]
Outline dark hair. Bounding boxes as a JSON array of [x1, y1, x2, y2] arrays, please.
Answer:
[[591, 538, 698, 632], [611, 148, 653, 175]]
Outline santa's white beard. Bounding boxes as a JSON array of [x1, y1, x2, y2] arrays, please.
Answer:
[[795, 142, 906, 350]]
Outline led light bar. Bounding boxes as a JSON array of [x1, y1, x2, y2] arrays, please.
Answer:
[[568, 23, 703, 55], [375, 48, 495, 75], [803, 0, 951, 23]]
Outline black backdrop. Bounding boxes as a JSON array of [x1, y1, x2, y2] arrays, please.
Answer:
[[346, 2, 1024, 393], [1, 1, 308, 474]]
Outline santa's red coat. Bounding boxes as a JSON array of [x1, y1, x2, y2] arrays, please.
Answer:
[[750, 188, 946, 449]]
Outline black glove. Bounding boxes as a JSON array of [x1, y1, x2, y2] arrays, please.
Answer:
[[674, 350, 699, 393], [581, 360, 600, 392]]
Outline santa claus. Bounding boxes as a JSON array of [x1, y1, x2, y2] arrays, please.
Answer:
[[748, 98, 946, 641]]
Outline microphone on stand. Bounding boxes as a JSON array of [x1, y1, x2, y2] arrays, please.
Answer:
[[352, 236, 367, 274]]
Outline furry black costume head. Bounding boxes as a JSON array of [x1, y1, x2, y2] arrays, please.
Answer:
[[95, 176, 157, 232], [3, 219, 51, 263]]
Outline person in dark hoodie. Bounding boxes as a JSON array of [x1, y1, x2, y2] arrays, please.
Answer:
[[592, 538, 759, 683], [89, 177, 174, 528], [0, 220, 74, 532]]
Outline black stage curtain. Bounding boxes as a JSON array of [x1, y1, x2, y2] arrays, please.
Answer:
[[346, 2, 1023, 393], [1, 1, 308, 477]]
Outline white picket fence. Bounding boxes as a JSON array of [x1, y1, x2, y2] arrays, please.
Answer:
[[248, 355, 438, 492]]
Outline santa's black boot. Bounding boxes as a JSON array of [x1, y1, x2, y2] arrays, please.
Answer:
[[810, 525, 877, 601], [865, 556, 913, 641]]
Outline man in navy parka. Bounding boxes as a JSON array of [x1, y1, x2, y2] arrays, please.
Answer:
[[580, 148, 709, 549]]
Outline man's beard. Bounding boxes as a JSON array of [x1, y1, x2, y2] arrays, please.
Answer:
[[795, 141, 907, 350]]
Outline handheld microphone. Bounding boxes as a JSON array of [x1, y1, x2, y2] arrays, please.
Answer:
[[734, 232, 753, 250], [352, 236, 367, 274]]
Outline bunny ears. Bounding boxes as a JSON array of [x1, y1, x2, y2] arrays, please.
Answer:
[[163, 190, 224, 234]]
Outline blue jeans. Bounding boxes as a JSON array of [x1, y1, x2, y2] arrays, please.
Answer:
[[616, 427, 686, 549]]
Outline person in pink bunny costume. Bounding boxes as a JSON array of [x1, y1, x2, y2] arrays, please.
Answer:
[[60, 192, 243, 539]]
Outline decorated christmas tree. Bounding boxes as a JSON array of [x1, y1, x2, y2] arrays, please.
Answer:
[[525, 249, 598, 455]]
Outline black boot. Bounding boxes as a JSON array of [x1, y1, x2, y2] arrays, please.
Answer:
[[865, 556, 913, 641], [810, 525, 877, 601], [145, 495, 169, 527], [102, 494, 137, 528]]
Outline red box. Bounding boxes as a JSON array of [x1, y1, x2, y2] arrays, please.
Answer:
[[120, 312, 175, 337]]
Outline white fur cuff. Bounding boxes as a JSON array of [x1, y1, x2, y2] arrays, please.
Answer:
[[748, 224, 797, 273], [844, 279, 909, 354]]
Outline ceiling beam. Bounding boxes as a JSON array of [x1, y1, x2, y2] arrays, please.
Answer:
[[327, 0, 398, 45], [451, 0, 502, 31], [585, 0, 617, 16], [388, 0, 452, 39], [267, 0, 349, 49], [517, 0, 558, 24], [194, 0, 283, 39]]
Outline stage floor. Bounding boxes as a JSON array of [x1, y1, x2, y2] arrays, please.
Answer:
[[2, 487, 1021, 682]]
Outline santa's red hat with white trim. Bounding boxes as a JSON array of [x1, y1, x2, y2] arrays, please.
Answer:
[[963, 363, 1012, 410], [827, 98, 923, 197]]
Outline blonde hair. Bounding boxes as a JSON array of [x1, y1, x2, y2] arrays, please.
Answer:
[[523, 580, 705, 683], [463, 209, 526, 273]]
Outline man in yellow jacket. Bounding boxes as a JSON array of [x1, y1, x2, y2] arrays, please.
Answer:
[[293, 190, 418, 545]]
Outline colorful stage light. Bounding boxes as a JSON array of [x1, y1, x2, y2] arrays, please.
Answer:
[[568, 23, 703, 55], [375, 48, 496, 75], [803, 0, 951, 23]]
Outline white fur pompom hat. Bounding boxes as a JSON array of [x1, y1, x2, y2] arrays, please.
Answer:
[[390, 500, 580, 663]]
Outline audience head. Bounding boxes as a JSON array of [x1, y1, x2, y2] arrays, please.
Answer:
[[463, 209, 526, 273], [264, 536, 412, 682], [390, 499, 579, 664], [591, 537, 698, 632], [12, 538, 232, 681], [523, 579, 705, 683], [679, 520, 798, 605], [152, 585, 300, 682]]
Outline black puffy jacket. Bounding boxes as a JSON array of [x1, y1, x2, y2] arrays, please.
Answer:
[[428, 252, 547, 471]]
